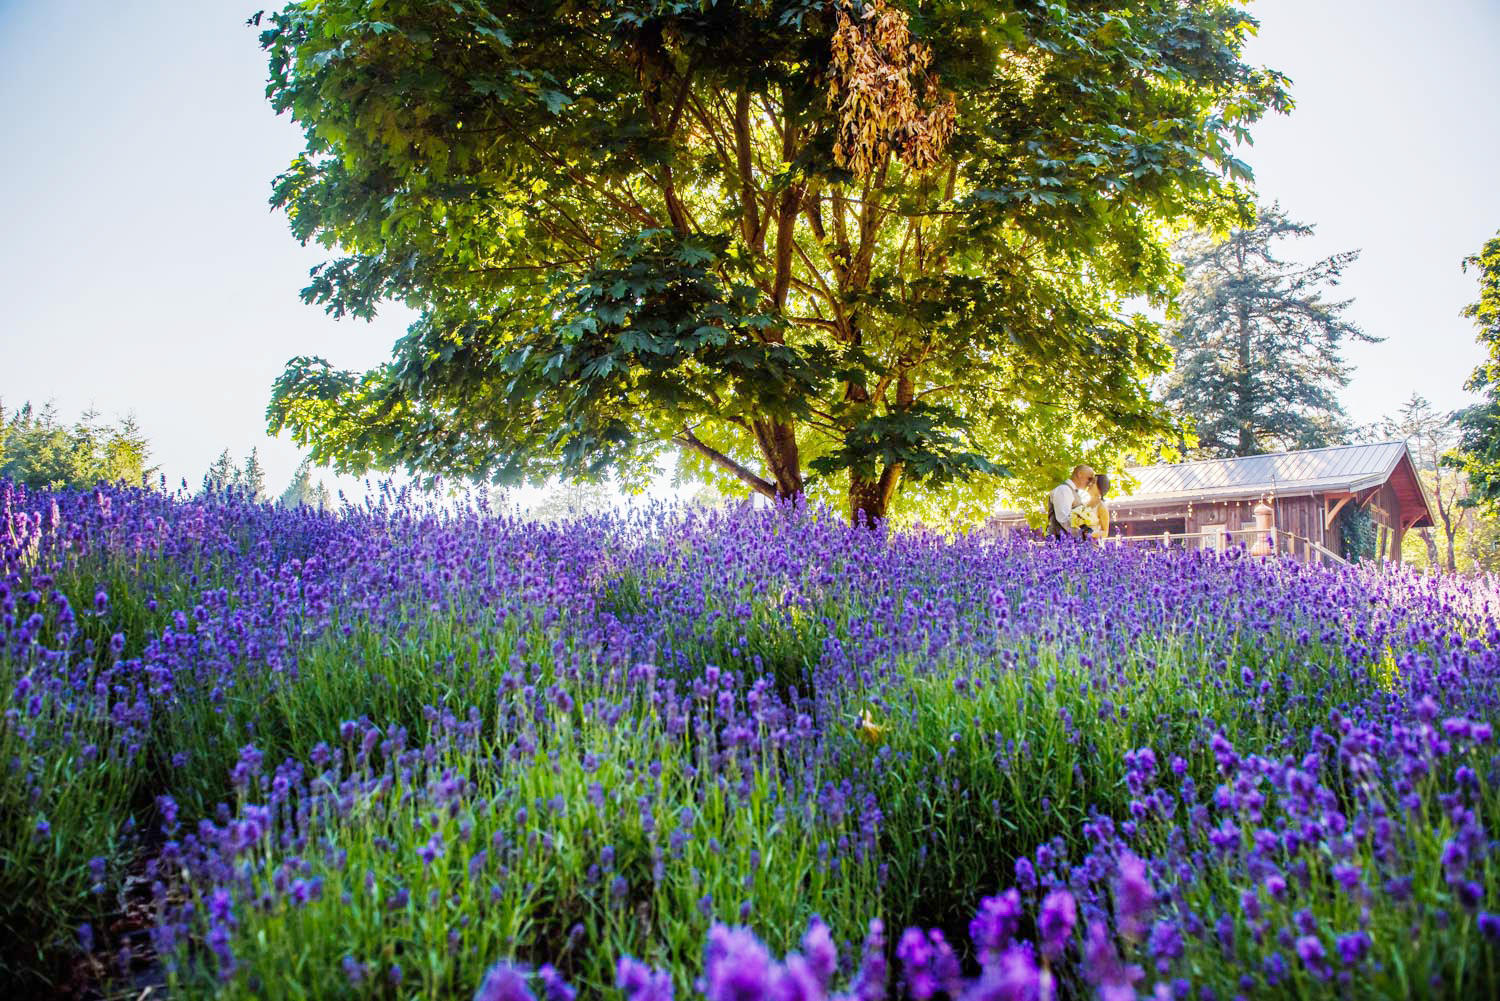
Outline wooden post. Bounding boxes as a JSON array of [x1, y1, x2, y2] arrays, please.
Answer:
[[1324, 493, 1353, 531], [1249, 499, 1276, 558]]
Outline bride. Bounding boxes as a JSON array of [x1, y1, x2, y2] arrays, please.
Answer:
[[1072, 473, 1112, 541]]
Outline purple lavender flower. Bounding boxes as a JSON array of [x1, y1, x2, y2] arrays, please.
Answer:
[[617, 957, 674, 1001], [801, 917, 837, 987], [1014, 857, 1037, 893], [851, 919, 887, 1001], [703, 925, 773, 1001], [1262, 951, 1287, 986], [1294, 936, 1330, 981], [1083, 920, 1143, 1001], [967, 944, 1053, 1001], [1037, 889, 1076, 959], [1335, 931, 1371, 966], [1114, 853, 1154, 942], [474, 961, 535, 1001], [537, 964, 575, 1001], [896, 927, 961, 1000], [970, 889, 1023, 958]]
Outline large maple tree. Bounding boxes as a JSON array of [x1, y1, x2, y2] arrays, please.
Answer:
[[258, 0, 1287, 523]]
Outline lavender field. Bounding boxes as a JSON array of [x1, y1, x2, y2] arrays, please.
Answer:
[[2, 482, 1497, 1000]]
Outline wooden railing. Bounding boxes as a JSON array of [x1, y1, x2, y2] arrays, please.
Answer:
[[1108, 526, 1349, 567]]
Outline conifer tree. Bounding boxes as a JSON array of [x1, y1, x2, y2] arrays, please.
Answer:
[[203, 450, 237, 494], [237, 448, 267, 501], [0, 400, 155, 489], [278, 457, 329, 509], [1163, 204, 1378, 458]]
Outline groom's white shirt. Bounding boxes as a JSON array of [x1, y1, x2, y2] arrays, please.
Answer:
[[1049, 480, 1081, 533]]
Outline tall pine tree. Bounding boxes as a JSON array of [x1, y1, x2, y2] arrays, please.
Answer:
[[1163, 204, 1378, 457], [277, 457, 330, 510], [0, 401, 156, 489], [237, 448, 267, 502]]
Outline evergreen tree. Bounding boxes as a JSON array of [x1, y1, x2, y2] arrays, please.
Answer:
[[237, 448, 267, 501], [101, 414, 153, 486], [278, 458, 328, 509], [1163, 204, 1378, 458], [203, 450, 237, 494], [0, 400, 155, 489]]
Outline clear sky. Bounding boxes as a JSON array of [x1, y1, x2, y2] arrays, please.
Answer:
[[1, 0, 1497, 496]]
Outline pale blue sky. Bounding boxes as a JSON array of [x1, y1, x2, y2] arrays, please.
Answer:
[[1, 0, 1497, 495]]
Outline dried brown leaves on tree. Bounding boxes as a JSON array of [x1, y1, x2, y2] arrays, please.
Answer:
[[828, 0, 956, 176]]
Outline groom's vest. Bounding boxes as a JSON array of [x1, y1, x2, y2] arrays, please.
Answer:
[[1044, 483, 1072, 537]]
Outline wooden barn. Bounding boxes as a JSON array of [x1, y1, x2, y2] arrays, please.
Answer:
[[993, 442, 1438, 565]]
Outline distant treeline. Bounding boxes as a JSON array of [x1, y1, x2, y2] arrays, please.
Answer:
[[0, 400, 328, 509]]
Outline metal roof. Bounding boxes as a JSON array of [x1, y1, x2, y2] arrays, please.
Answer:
[[1119, 441, 1416, 504]]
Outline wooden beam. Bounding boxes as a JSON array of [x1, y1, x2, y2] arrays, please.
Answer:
[[1324, 493, 1354, 531]]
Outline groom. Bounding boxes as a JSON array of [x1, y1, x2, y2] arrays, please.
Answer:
[[1047, 464, 1095, 538]]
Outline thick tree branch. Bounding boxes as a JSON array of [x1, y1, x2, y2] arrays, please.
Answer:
[[734, 87, 764, 252], [675, 427, 776, 499], [769, 121, 802, 313]]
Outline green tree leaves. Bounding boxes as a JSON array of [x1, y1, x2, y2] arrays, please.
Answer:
[[1161, 204, 1377, 458], [0, 402, 155, 491], [258, 0, 1287, 522], [1453, 228, 1500, 509]]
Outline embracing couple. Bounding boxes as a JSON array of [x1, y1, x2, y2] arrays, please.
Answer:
[[1046, 464, 1111, 540]]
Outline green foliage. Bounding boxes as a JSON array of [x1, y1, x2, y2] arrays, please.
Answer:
[[1381, 394, 1483, 573], [867, 627, 1380, 938], [277, 457, 331, 509], [1, 547, 205, 986], [1454, 228, 1500, 509], [1124, 703, 1497, 1000], [165, 663, 878, 999], [202, 446, 290, 504], [1163, 204, 1377, 458], [256, 0, 1289, 522], [0, 401, 154, 490], [202, 449, 237, 493], [1339, 503, 1378, 563], [238, 447, 267, 501]]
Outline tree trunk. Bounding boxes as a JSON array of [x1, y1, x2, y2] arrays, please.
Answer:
[[849, 463, 902, 525], [849, 476, 885, 525], [1235, 302, 1255, 456], [849, 372, 913, 524], [750, 418, 804, 500], [1433, 466, 1459, 573], [1420, 527, 1440, 568]]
